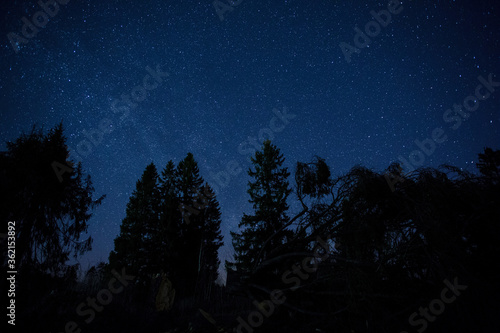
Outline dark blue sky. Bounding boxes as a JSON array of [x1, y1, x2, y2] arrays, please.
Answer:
[[1, 0, 499, 279]]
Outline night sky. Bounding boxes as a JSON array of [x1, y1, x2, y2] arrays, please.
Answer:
[[1, 0, 499, 281]]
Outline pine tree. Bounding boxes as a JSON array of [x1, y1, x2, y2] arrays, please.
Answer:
[[229, 140, 292, 277]]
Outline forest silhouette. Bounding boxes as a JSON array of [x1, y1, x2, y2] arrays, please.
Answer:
[[1, 123, 499, 333]]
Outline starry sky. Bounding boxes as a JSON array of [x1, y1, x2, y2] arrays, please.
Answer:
[[1, 0, 499, 280]]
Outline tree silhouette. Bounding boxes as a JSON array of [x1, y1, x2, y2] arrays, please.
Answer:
[[262, 148, 500, 332], [0, 123, 103, 275], [228, 140, 292, 285], [174, 153, 223, 300], [477, 147, 500, 183], [109, 162, 161, 284], [109, 153, 223, 307]]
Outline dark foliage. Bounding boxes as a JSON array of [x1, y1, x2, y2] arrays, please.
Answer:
[[4, 125, 499, 333]]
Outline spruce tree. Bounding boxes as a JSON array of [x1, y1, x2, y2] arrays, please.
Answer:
[[196, 184, 223, 297], [109, 163, 161, 284], [229, 140, 292, 277], [158, 160, 182, 276], [109, 154, 223, 300], [174, 153, 223, 298]]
